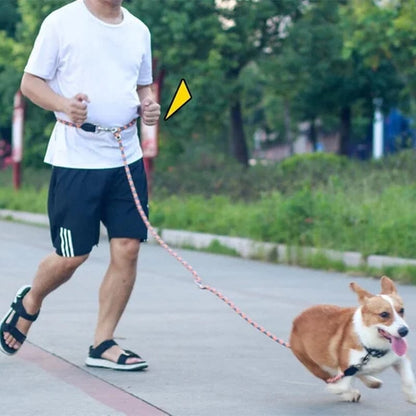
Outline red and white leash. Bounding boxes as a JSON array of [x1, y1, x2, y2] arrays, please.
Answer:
[[58, 118, 368, 384], [57, 118, 293, 348]]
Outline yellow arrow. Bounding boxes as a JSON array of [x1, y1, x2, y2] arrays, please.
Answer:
[[164, 79, 192, 120]]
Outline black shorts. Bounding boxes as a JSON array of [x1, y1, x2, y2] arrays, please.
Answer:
[[48, 159, 148, 257]]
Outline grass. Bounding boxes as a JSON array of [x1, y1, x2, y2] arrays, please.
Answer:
[[205, 239, 239, 257], [151, 185, 416, 260], [2, 151, 416, 282], [0, 166, 49, 213]]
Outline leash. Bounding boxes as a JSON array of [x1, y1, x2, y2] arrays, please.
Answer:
[[326, 346, 388, 384], [56, 117, 291, 349], [58, 117, 381, 385], [110, 121, 384, 384]]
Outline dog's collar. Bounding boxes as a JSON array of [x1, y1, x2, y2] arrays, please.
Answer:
[[342, 347, 388, 378], [365, 346, 389, 358], [328, 345, 390, 383]]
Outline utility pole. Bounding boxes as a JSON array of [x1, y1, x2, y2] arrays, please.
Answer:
[[12, 90, 25, 189], [372, 98, 384, 159]]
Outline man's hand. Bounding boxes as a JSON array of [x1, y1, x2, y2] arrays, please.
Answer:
[[63, 93, 89, 125], [140, 97, 160, 126]]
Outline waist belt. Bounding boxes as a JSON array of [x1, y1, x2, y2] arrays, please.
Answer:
[[56, 118, 137, 139]]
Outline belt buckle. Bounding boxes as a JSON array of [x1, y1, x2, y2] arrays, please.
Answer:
[[80, 123, 117, 134], [96, 125, 119, 134]]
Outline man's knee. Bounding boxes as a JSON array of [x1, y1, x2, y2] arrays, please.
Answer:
[[111, 238, 140, 262], [49, 252, 89, 274]]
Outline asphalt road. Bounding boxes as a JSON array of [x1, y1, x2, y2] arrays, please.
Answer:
[[1, 219, 416, 416]]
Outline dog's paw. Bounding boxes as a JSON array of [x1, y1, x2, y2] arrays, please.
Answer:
[[403, 385, 416, 404], [405, 393, 416, 404], [359, 375, 383, 389], [341, 389, 361, 403]]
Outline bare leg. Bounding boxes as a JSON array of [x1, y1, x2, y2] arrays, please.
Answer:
[[3, 252, 88, 350], [93, 238, 142, 364]]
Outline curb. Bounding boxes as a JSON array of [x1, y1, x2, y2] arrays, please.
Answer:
[[2, 209, 416, 270], [159, 229, 365, 267], [0, 209, 49, 227]]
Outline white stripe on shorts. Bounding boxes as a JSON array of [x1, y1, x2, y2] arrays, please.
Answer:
[[60, 227, 74, 257]]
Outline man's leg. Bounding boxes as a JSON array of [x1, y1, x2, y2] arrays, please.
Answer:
[[3, 252, 88, 350], [93, 237, 142, 364]]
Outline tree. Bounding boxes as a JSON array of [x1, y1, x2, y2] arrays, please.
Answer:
[[209, 0, 302, 165], [342, 0, 416, 112], [0, 0, 19, 37], [0, 0, 20, 130], [0, 0, 70, 165], [126, 0, 230, 162], [0, 0, 411, 168], [129, 0, 301, 166], [263, 0, 404, 155]]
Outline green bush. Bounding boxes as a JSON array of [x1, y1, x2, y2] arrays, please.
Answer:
[[2, 150, 416, 262], [0, 185, 47, 213], [153, 148, 416, 201], [150, 182, 416, 260]]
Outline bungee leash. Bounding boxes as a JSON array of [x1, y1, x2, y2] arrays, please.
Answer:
[[57, 117, 375, 385], [57, 117, 291, 348]]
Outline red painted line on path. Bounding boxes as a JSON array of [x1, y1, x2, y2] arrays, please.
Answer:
[[18, 342, 170, 416]]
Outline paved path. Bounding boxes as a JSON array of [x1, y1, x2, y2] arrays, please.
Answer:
[[1, 220, 416, 415]]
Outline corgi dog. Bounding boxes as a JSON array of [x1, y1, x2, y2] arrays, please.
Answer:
[[290, 276, 416, 403]]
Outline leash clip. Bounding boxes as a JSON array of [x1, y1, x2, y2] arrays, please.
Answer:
[[96, 126, 119, 134], [194, 280, 207, 290], [79, 123, 119, 134]]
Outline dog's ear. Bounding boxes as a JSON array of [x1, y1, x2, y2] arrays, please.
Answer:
[[380, 276, 397, 295], [350, 282, 374, 304]]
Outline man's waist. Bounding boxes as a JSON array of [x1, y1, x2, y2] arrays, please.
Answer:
[[56, 118, 138, 134]]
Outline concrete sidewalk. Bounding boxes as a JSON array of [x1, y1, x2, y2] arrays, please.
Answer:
[[1, 219, 416, 416]]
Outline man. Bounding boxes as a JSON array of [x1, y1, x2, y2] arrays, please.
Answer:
[[0, 0, 161, 371]]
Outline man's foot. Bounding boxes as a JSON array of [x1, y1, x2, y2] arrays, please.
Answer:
[[85, 339, 148, 371], [0, 286, 40, 355], [100, 344, 144, 365]]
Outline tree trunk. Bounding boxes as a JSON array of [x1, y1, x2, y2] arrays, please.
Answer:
[[309, 119, 317, 151], [339, 106, 351, 156], [283, 99, 294, 155], [230, 100, 249, 166]]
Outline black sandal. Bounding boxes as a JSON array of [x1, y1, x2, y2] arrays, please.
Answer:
[[0, 285, 39, 355], [85, 339, 148, 371]]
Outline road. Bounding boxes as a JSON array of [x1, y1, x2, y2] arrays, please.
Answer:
[[1, 219, 415, 415]]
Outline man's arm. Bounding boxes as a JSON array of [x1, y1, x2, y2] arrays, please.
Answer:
[[137, 84, 160, 126], [21, 72, 89, 125]]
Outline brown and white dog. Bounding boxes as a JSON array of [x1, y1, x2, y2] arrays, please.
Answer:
[[290, 276, 416, 403]]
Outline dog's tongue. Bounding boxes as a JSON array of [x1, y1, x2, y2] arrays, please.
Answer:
[[392, 336, 407, 356]]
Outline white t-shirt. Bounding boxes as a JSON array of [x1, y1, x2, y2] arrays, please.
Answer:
[[24, 0, 153, 168]]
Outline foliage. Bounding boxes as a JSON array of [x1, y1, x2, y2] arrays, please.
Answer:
[[0, 184, 48, 213], [0, 0, 20, 37], [262, 0, 405, 155], [127, 0, 226, 130], [0, 34, 21, 125], [128, 0, 302, 165], [151, 151, 416, 260], [153, 149, 350, 200], [3, 151, 416, 262], [0, 0, 414, 168], [342, 0, 416, 107], [0, 0, 67, 165]]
